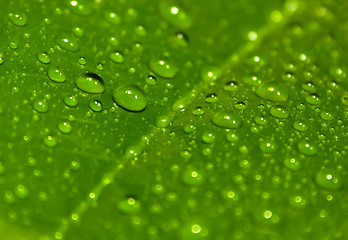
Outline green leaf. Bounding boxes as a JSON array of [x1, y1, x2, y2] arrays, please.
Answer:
[[0, 0, 347, 239]]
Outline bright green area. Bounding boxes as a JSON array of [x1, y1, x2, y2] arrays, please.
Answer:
[[0, 0, 347, 240]]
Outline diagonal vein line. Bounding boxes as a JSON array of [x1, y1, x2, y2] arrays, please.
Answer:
[[54, 4, 299, 239]]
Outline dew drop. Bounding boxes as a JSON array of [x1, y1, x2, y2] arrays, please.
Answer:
[[192, 106, 204, 116], [293, 121, 308, 132], [70, 0, 92, 15], [64, 95, 78, 107], [201, 66, 220, 82], [211, 111, 242, 129], [48, 67, 66, 83], [205, 93, 218, 103], [89, 100, 103, 112], [32, 99, 49, 113], [182, 169, 204, 187], [43, 135, 57, 148], [76, 73, 105, 94], [117, 197, 141, 214], [37, 52, 51, 64], [256, 82, 289, 102], [201, 132, 215, 144], [269, 105, 289, 119], [226, 133, 239, 143], [72, 27, 84, 37], [113, 85, 147, 112], [149, 57, 177, 79], [110, 51, 124, 63], [305, 93, 321, 105], [297, 140, 317, 156], [159, 2, 192, 29], [320, 112, 334, 121], [315, 170, 342, 191], [56, 36, 79, 52], [224, 81, 238, 92], [58, 121, 72, 134], [105, 11, 121, 24], [145, 75, 157, 86], [9, 13, 27, 27], [255, 116, 268, 126], [259, 140, 278, 153], [14, 184, 29, 199], [184, 124, 196, 133], [155, 115, 171, 128], [284, 158, 301, 171]]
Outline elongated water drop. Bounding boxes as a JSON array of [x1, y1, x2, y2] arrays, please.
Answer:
[[149, 57, 177, 79], [315, 170, 342, 191], [211, 111, 242, 129], [56, 36, 79, 52], [256, 82, 289, 102], [270, 105, 289, 119], [113, 85, 147, 112], [76, 73, 105, 94], [48, 67, 66, 83], [159, 2, 192, 29], [9, 13, 27, 27]]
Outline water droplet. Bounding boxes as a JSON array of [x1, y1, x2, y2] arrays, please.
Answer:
[[211, 111, 242, 129], [149, 57, 177, 79], [14, 184, 29, 199], [56, 36, 79, 52], [184, 124, 196, 133], [43, 135, 57, 148], [255, 116, 268, 126], [234, 101, 247, 110], [9, 42, 18, 50], [259, 140, 278, 153], [32, 99, 49, 113], [145, 75, 157, 86], [320, 112, 334, 121], [0, 162, 6, 175], [205, 93, 218, 103], [76, 73, 105, 94], [201, 132, 215, 144], [315, 170, 342, 191], [224, 81, 238, 91], [48, 67, 66, 83], [78, 57, 86, 65], [305, 93, 321, 105], [110, 51, 124, 63], [117, 197, 141, 214], [192, 106, 204, 116], [269, 105, 289, 119], [9, 13, 27, 27], [89, 100, 103, 112], [105, 11, 121, 24], [182, 169, 204, 187], [155, 115, 171, 128], [256, 82, 289, 102], [4, 191, 16, 204], [70, 0, 92, 15], [135, 25, 147, 36], [297, 140, 317, 156], [58, 121, 72, 134], [113, 85, 147, 112], [64, 95, 78, 107], [284, 158, 301, 171], [72, 27, 84, 37], [201, 66, 220, 82], [37, 52, 51, 64], [293, 121, 308, 132], [159, 2, 192, 29], [302, 81, 316, 92], [226, 133, 238, 143], [107, 36, 119, 46]]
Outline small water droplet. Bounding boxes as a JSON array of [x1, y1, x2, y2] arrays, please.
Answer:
[[284, 158, 301, 171], [76, 73, 105, 94], [149, 57, 177, 79], [255, 116, 268, 126], [37, 52, 51, 64], [105, 11, 121, 24], [256, 82, 289, 102], [14, 184, 29, 199], [201, 66, 220, 82], [297, 140, 317, 156], [9, 13, 27, 27], [293, 121, 308, 132], [64, 95, 78, 107], [159, 2, 192, 29], [70, 0, 92, 15], [155, 115, 171, 128], [58, 121, 72, 134], [320, 111, 334, 121], [259, 140, 278, 153], [205, 93, 218, 103], [226, 133, 238, 143], [211, 111, 242, 129], [48, 67, 66, 83], [305, 93, 321, 105], [43, 135, 57, 148], [182, 169, 204, 187], [56, 36, 79, 52], [32, 99, 49, 113], [145, 75, 157, 86], [110, 51, 124, 63], [201, 132, 215, 144], [89, 100, 103, 112], [72, 27, 84, 37], [315, 170, 342, 191], [224, 81, 238, 91], [192, 106, 204, 116], [113, 85, 147, 112], [269, 105, 289, 119], [117, 197, 141, 214]]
